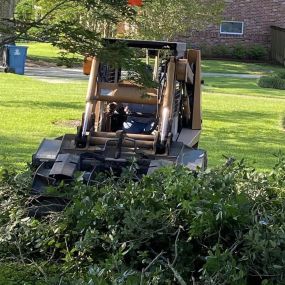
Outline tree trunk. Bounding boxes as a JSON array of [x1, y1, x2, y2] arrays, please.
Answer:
[[0, 0, 16, 19], [0, 0, 17, 44]]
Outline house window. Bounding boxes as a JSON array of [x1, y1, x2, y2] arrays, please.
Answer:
[[220, 21, 244, 35]]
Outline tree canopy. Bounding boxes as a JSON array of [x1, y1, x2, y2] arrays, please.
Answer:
[[1, 0, 224, 54], [0, 0, 135, 50], [133, 0, 224, 41]]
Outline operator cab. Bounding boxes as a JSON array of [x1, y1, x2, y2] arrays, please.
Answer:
[[85, 39, 186, 137], [123, 103, 157, 134], [76, 38, 201, 158]]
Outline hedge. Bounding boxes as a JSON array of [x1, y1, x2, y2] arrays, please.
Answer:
[[200, 44, 268, 60]]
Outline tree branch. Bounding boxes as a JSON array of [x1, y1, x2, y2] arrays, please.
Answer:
[[140, 251, 165, 285], [0, 0, 73, 46]]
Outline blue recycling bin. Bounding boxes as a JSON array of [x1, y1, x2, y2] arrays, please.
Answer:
[[6, 45, 28, 75]]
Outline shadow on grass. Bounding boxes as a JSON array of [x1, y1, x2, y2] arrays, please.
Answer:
[[203, 61, 258, 74], [202, 60, 284, 75], [205, 77, 258, 89], [28, 55, 58, 63], [203, 109, 275, 124], [204, 77, 285, 99], [0, 100, 84, 110], [28, 55, 83, 66]]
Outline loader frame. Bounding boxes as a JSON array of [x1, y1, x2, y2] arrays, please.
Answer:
[[32, 39, 206, 195]]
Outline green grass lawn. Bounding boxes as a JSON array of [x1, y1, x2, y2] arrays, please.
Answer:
[[203, 77, 285, 99], [23, 42, 60, 60], [17, 42, 285, 76], [17, 42, 83, 65], [200, 91, 285, 171], [0, 74, 86, 168], [0, 61, 285, 171], [202, 59, 285, 75], [200, 74, 285, 170]]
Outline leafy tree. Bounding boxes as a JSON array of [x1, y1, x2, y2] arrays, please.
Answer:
[[0, 0, 136, 50], [133, 0, 225, 41], [1, 0, 224, 52]]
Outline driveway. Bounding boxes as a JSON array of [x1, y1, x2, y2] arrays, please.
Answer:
[[24, 65, 262, 83], [25, 66, 88, 83]]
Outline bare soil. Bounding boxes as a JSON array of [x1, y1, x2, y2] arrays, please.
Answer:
[[52, 119, 81, 128], [26, 59, 58, 68]]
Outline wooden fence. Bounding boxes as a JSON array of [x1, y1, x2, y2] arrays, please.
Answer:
[[271, 26, 285, 66]]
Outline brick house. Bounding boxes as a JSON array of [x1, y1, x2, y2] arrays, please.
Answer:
[[185, 0, 285, 52]]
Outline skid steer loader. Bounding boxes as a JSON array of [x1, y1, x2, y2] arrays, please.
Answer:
[[32, 39, 207, 194]]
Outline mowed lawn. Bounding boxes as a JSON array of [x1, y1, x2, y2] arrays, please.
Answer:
[[24, 42, 60, 61], [200, 72, 285, 170], [18, 42, 83, 64], [0, 74, 86, 167], [0, 62, 285, 171], [202, 59, 285, 75], [201, 89, 285, 171]]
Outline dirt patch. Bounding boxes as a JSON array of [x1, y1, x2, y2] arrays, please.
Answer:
[[26, 58, 82, 69], [53, 119, 81, 128], [26, 59, 58, 68]]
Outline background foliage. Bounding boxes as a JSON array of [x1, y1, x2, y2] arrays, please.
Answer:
[[129, 0, 224, 41], [200, 44, 268, 61], [1, 0, 225, 55], [1, 0, 135, 50]]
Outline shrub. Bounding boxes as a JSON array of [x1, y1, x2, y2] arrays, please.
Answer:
[[277, 70, 285, 80], [1, 156, 285, 284], [201, 44, 268, 60], [247, 44, 268, 60], [211, 44, 232, 58], [232, 44, 248, 59], [258, 75, 285, 90], [0, 263, 77, 285], [200, 44, 213, 58]]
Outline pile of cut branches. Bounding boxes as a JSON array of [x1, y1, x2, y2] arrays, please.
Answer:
[[0, 155, 285, 284]]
